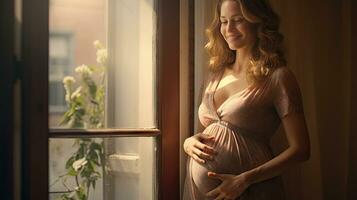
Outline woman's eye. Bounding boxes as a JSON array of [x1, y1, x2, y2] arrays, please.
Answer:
[[220, 18, 244, 25], [234, 18, 244, 23]]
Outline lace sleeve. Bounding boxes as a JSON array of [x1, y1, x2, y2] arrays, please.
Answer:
[[272, 67, 304, 119]]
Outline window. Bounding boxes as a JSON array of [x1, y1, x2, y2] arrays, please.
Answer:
[[22, 0, 180, 199], [48, 0, 158, 199]]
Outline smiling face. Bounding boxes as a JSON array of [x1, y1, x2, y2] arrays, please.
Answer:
[[219, 0, 258, 50]]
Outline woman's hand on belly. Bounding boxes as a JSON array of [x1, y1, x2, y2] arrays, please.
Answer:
[[206, 172, 250, 200], [183, 133, 217, 163]]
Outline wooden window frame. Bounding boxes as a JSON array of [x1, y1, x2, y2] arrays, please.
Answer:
[[21, 0, 180, 199]]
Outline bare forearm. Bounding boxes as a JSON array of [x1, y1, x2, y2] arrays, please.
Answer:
[[242, 147, 309, 185]]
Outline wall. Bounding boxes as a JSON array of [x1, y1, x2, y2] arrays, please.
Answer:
[[270, 0, 351, 199]]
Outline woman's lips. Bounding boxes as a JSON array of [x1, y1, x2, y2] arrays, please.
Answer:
[[226, 35, 242, 41]]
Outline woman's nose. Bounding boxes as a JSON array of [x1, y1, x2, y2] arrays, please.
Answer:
[[226, 21, 235, 32]]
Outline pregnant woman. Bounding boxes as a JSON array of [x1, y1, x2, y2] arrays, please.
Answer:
[[182, 0, 310, 199]]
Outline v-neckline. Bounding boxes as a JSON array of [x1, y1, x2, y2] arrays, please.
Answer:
[[211, 70, 252, 118]]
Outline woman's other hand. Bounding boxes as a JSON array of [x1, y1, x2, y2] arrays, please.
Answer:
[[183, 133, 217, 164], [206, 172, 250, 200]]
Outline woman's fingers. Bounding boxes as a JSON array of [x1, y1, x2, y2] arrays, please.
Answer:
[[213, 194, 225, 200], [194, 141, 217, 155], [184, 134, 218, 163], [192, 148, 214, 161], [200, 134, 215, 141], [199, 134, 215, 143], [192, 153, 205, 164], [206, 187, 220, 198], [207, 172, 229, 181], [207, 187, 231, 200], [213, 192, 233, 200]]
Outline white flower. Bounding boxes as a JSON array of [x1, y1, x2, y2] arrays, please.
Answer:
[[72, 157, 88, 171], [63, 76, 76, 103], [65, 94, 70, 103], [75, 64, 92, 76], [70, 86, 82, 99], [63, 76, 75, 86], [96, 49, 108, 65], [93, 40, 104, 49]]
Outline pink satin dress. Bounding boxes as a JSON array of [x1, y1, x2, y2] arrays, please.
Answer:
[[183, 67, 304, 200]]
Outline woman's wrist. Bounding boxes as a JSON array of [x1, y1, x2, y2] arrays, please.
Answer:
[[233, 172, 252, 189], [239, 168, 260, 186]]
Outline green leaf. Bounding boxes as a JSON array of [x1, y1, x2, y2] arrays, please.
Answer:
[[86, 79, 97, 99], [88, 151, 99, 164], [65, 156, 76, 169], [59, 117, 70, 126], [90, 142, 102, 152], [76, 144, 85, 159], [75, 186, 87, 200], [58, 193, 72, 200], [67, 167, 78, 176], [92, 180, 96, 189]]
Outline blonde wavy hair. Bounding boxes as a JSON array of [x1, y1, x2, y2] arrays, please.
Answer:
[[205, 0, 286, 83]]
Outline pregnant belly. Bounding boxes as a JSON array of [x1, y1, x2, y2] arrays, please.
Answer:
[[190, 121, 271, 195], [191, 122, 244, 194]]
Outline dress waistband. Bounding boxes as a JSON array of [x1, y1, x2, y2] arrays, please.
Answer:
[[214, 120, 270, 144]]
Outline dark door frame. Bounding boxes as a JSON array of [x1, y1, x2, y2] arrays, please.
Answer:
[[22, 0, 49, 198], [348, 1, 357, 199], [157, 0, 180, 199], [0, 0, 14, 199], [21, 0, 180, 199]]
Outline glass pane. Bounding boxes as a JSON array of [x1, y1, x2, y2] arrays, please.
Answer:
[[49, 137, 157, 200], [49, 0, 157, 129]]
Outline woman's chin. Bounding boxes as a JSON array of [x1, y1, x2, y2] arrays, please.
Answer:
[[228, 43, 245, 50]]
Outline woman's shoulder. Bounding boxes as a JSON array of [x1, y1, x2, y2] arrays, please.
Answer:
[[271, 66, 294, 77], [205, 70, 224, 85], [269, 66, 298, 84], [268, 66, 302, 95], [269, 66, 304, 118], [198, 70, 224, 96]]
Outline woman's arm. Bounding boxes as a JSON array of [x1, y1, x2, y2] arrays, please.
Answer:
[[242, 112, 310, 185]]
